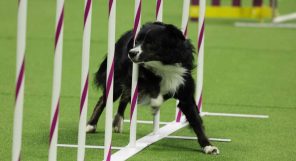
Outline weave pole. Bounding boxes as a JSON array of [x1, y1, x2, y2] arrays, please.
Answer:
[[195, 0, 205, 113], [77, 0, 92, 160], [129, 0, 142, 147], [153, 0, 163, 133], [12, 0, 27, 161], [198, 1, 269, 118], [49, 0, 64, 160], [175, 0, 190, 123], [103, 0, 116, 160]]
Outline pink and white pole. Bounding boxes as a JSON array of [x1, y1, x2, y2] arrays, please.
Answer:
[[175, 0, 190, 122], [198, 1, 268, 118], [153, 0, 163, 133], [77, 0, 92, 160], [129, 0, 142, 147], [103, 0, 116, 160], [156, 0, 163, 21], [49, 0, 64, 161], [195, 0, 205, 114], [12, 0, 27, 161]]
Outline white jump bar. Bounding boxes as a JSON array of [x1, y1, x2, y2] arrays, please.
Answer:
[[273, 13, 296, 23], [165, 136, 231, 142], [57, 144, 123, 150], [235, 22, 296, 29], [202, 112, 269, 119], [111, 121, 189, 161], [124, 119, 170, 125]]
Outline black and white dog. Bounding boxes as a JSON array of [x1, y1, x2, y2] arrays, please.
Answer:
[[86, 22, 219, 154]]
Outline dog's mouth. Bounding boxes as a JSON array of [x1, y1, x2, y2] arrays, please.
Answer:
[[128, 57, 144, 64]]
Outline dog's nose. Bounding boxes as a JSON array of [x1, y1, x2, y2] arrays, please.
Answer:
[[129, 50, 139, 58]]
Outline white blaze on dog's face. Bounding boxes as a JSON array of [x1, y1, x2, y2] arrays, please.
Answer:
[[128, 45, 143, 63]]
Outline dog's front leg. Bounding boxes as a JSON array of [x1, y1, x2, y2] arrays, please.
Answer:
[[178, 99, 219, 155], [150, 94, 163, 115]]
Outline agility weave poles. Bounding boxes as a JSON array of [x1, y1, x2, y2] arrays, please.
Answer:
[[194, 1, 269, 118], [77, 0, 92, 160], [175, 0, 190, 123], [195, 0, 205, 114], [104, 0, 117, 160], [12, 0, 27, 161], [169, 0, 229, 142], [153, 0, 163, 133], [48, 0, 64, 160], [129, 0, 142, 148], [112, 1, 230, 160]]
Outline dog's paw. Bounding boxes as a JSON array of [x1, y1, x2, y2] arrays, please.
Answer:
[[203, 145, 220, 155], [113, 114, 124, 133], [86, 124, 96, 133]]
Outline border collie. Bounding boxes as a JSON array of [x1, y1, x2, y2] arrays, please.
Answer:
[[86, 22, 219, 154]]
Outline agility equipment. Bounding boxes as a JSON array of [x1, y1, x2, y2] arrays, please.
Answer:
[[14, 1, 232, 161], [112, 1, 230, 160], [193, 0, 269, 118], [49, 0, 64, 160], [104, 0, 117, 160], [175, 0, 190, 123], [153, 0, 163, 133], [190, 0, 275, 20], [235, 0, 296, 29], [77, 0, 92, 160], [195, 0, 205, 113], [12, 0, 27, 161]]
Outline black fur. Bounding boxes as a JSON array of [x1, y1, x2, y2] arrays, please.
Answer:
[[87, 22, 217, 153]]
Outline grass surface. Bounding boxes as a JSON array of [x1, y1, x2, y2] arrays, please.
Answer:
[[1, 0, 296, 161]]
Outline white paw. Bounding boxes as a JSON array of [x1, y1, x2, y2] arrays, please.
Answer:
[[203, 145, 219, 155], [113, 114, 124, 133], [150, 95, 163, 107], [86, 124, 96, 133]]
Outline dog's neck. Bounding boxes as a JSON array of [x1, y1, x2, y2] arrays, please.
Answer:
[[143, 61, 187, 95]]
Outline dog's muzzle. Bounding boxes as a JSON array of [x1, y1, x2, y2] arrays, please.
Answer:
[[128, 45, 142, 63]]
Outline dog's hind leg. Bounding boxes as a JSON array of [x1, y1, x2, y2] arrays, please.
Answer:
[[113, 96, 128, 133], [87, 86, 122, 133], [178, 98, 219, 155], [86, 96, 106, 133]]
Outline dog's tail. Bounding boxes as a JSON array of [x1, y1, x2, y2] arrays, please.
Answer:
[[94, 57, 107, 89]]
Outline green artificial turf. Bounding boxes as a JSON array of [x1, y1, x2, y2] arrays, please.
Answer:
[[1, 0, 296, 161]]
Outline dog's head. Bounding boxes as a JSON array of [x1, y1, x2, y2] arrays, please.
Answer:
[[128, 22, 186, 65]]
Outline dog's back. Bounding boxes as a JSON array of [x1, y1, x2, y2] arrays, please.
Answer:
[[94, 30, 134, 91]]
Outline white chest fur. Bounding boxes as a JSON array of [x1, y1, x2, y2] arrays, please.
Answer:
[[144, 61, 187, 95]]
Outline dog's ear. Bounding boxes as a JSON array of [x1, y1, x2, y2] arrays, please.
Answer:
[[165, 24, 185, 41]]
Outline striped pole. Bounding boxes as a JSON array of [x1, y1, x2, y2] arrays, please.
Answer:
[[12, 0, 27, 161], [129, 0, 141, 147], [176, 0, 190, 122], [156, 0, 163, 21], [48, 0, 64, 160], [195, 0, 205, 113], [153, 0, 162, 133], [103, 0, 116, 160], [77, 0, 92, 160]]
